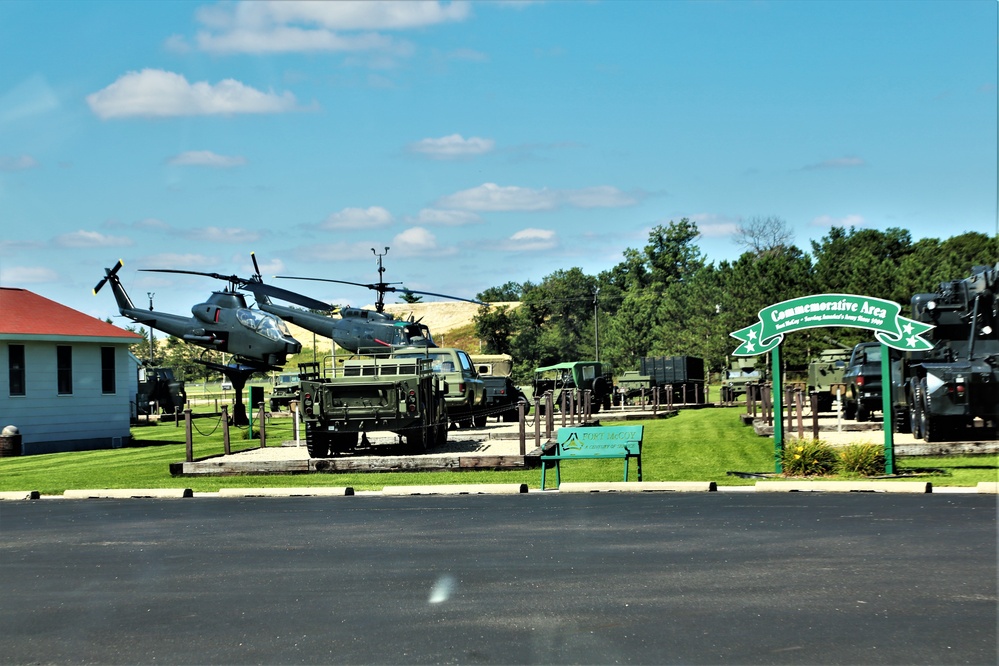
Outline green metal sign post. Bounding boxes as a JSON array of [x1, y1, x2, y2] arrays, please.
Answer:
[[730, 293, 934, 474]]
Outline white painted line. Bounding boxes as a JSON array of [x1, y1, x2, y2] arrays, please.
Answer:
[[381, 483, 528, 496], [62, 488, 193, 499], [755, 480, 931, 493], [216, 487, 354, 497], [557, 482, 717, 493], [0, 490, 39, 500]]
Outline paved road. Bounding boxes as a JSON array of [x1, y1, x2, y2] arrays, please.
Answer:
[[1, 494, 995, 665]]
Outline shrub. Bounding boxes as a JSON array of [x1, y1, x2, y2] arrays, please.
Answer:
[[781, 438, 838, 477], [839, 442, 885, 476]]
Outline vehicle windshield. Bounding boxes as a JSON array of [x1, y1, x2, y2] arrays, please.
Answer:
[[236, 308, 292, 342]]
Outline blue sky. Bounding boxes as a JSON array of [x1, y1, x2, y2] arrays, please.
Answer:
[[1, 0, 996, 323]]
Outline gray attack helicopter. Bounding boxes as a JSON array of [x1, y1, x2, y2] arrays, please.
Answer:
[[95, 260, 313, 424], [253, 249, 485, 355]]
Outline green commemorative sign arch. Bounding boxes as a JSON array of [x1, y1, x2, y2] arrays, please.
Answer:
[[730, 294, 935, 475]]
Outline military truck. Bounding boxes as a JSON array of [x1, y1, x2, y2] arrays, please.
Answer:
[[524, 361, 613, 413], [136, 366, 186, 416], [268, 371, 300, 412], [390, 347, 488, 428], [469, 353, 530, 422], [299, 356, 447, 458], [894, 264, 999, 441], [842, 342, 885, 421], [806, 345, 851, 412]]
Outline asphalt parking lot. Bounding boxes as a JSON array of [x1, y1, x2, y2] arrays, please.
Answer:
[[1, 493, 994, 665]]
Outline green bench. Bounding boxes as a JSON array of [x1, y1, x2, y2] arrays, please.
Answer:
[[540, 425, 644, 490]]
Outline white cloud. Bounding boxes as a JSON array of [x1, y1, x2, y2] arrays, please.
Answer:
[[0, 265, 59, 284], [687, 213, 739, 238], [435, 182, 640, 212], [184, 227, 262, 243], [409, 208, 482, 226], [409, 134, 495, 159], [391, 227, 452, 256], [167, 150, 248, 168], [802, 156, 866, 171], [498, 228, 558, 252], [86, 69, 298, 119], [54, 230, 133, 248], [0, 155, 39, 171], [321, 206, 394, 230], [810, 214, 866, 228], [184, 0, 469, 54]]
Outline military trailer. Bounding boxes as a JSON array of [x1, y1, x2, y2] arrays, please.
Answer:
[[390, 347, 488, 428], [469, 353, 530, 422], [639, 356, 706, 404], [299, 356, 447, 458], [894, 264, 999, 441]]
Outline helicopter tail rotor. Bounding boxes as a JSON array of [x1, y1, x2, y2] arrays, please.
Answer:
[[93, 260, 124, 294]]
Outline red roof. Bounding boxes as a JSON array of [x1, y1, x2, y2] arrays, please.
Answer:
[[0, 288, 142, 340]]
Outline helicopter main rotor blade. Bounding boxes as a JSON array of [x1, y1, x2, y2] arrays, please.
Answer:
[[275, 275, 482, 305], [140, 268, 241, 283], [393, 287, 485, 305], [275, 275, 402, 291], [242, 281, 334, 312]]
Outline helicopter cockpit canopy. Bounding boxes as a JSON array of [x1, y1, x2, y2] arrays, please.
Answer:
[[236, 308, 294, 343]]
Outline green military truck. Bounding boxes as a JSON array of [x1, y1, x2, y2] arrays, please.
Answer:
[[299, 356, 448, 458], [390, 347, 488, 428], [268, 371, 300, 412], [523, 361, 613, 413]]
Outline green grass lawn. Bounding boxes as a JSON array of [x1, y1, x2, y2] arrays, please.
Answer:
[[0, 408, 995, 495]]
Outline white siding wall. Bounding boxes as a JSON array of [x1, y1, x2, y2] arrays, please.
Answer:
[[0, 340, 135, 449]]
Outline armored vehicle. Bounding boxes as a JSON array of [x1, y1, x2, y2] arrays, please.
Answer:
[[136, 366, 186, 416], [894, 264, 999, 441], [390, 347, 487, 427], [299, 357, 447, 457], [268, 372, 300, 412], [807, 346, 850, 412], [469, 354, 530, 422], [721, 357, 762, 402]]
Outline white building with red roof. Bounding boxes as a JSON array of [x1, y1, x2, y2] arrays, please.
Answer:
[[0, 287, 143, 455]]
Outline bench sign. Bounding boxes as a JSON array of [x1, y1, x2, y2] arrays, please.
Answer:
[[559, 426, 643, 455]]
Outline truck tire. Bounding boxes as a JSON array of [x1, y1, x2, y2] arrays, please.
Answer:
[[919, 379, 939, 442], [909, 384, 922, 440], [307, 434, 329, 458], [407, 425, 428, 453], [844, 399, 857, 420], [856, 404, 870, 422], [473, 414, 488, 428]]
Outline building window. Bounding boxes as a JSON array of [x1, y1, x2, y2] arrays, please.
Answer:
[[101, 347, 116, 394], [9, 345, 25, 396], [57, 345, 72, 395]]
